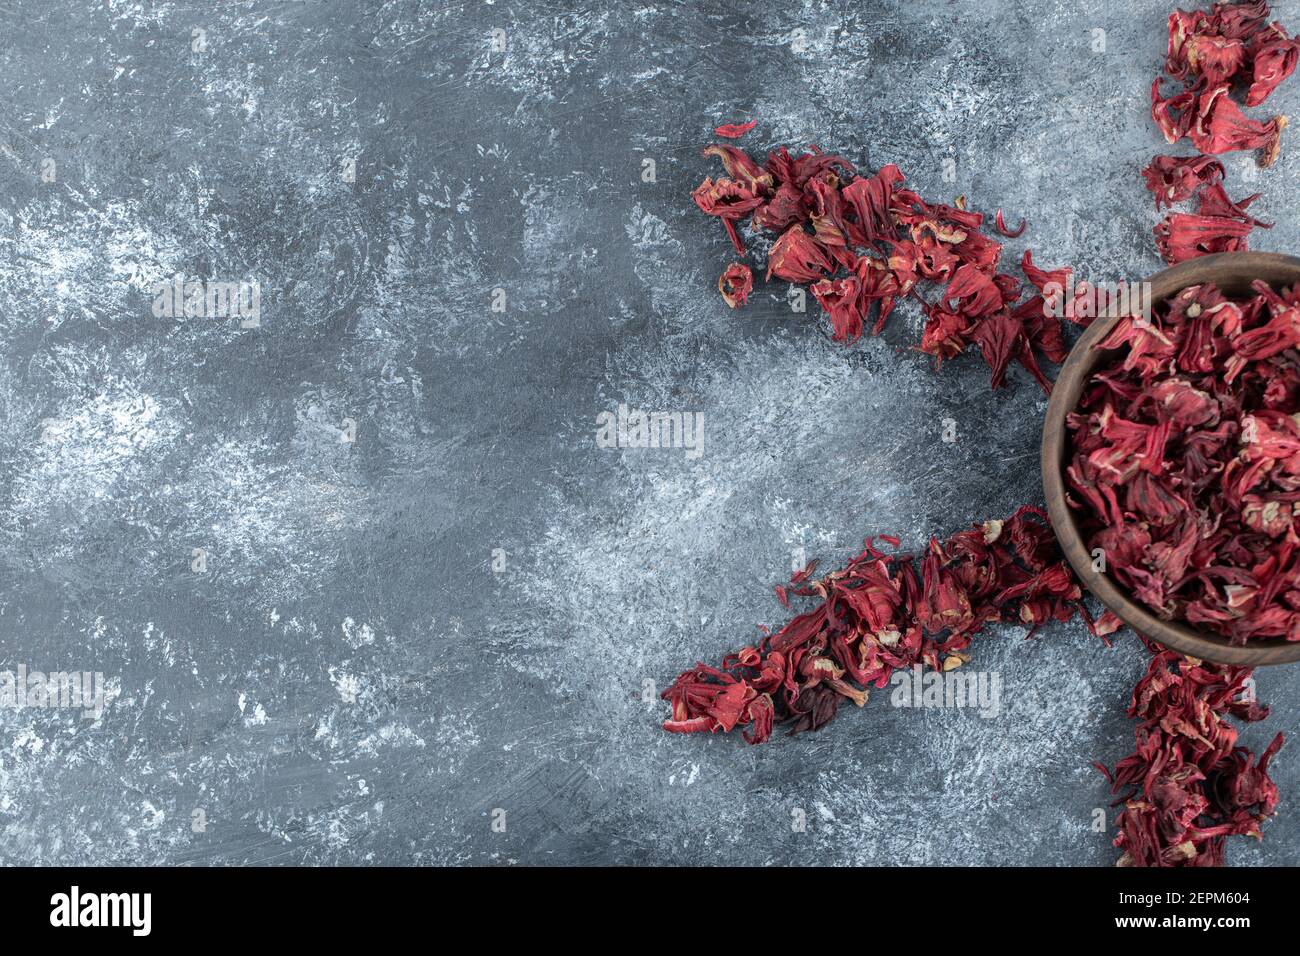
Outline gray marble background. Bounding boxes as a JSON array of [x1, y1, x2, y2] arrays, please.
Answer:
[[0, 0, 1296, 865]]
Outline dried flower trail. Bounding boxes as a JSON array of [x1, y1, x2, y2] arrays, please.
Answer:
[[692, 140, 1082, 392], [662, 508, 1114, 745]]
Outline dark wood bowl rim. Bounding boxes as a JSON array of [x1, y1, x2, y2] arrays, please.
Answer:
[[1041, 251, 1300, 666]]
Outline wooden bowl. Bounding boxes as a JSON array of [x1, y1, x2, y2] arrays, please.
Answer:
[[1041, 251, 1300, 666]]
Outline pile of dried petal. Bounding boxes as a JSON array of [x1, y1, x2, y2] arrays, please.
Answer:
[[691, 137, 1082, 391], [1153, 1, 1294, 163], [1144, 1, 1298, 262], [661, 508, 1108, 744], [1100, 639, 1284, 866], [1143, 155, 1272, 263], [1067, 280, 1300, 644]]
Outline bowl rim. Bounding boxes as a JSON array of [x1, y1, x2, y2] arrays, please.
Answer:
[[1041, 250, 1300, 666]]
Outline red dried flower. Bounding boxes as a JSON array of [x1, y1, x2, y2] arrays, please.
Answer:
[[714, 118, 758, 139], [1152, 79, 1197, 143], [766, 225, 833, 283], [1187, 85, 1287, 165], [888, 235, 958, 288], [1196, 180, 1271, 226], [854, 256, 901, 335], [918, 304, 973, 363], [968, 311, 1026, 389], [1166, 9, 1211, 80], [1167, 3, 1272, 80], [1247, 25, 1300, 105], [1140, 154, 1225, 208], [1213, 0, 1271, 39], [993, 209, 1027, 237], [751, 181, 809, 232], [1153, 211, 1254, 263], [718, 263, 753, 308], [942, 262, 1006, 319], [806, 173, 856, 266], [1187, 31, 1249, 85], [810, 275, 863, 341], [1020, 249, 1072, 306], [701, 144, 774, 195], [841, 164, 906, 244], [765, 144, 855, 187], [692, 176, 765, 254]]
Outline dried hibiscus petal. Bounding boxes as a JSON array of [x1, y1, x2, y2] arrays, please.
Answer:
[[942, 262, 1006, 318], [691, 176, 764, 218], [1140, 154, 1225, 208], [811, 275, 864, 342], [1194, 180, 1270, 226], [1247, 25, 1300, 105], [841, 164, 906, 243], [993, 209, 1027, 237], [806, 173, 856, 266], [1187, 30, 1249, 85], [692, 176, 765, 254], [1152, 79, 1197, 143], [766, 226, 833, 283], [854, 257, 901, 335], [714, 118, 758, 139], [1187, 85, 1287, 165], [919, 303, 973, 362], [1153, 211, 1254, 263], [718, 263, 753, 308], [751, 181, 809, 232], [702, 144, 774, 195], [969, 311, 1024, 389], [1165, 7, 1208, 80], [1214, 0, 1271, 40], [765, 144, 855, 188]]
